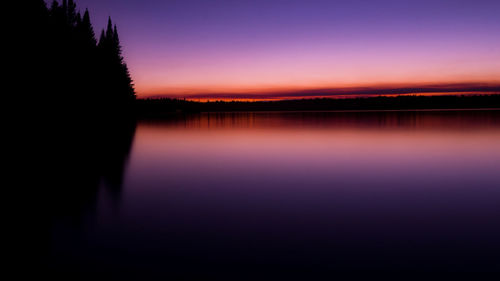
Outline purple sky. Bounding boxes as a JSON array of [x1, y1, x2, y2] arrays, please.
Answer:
[[60, 0, 500, 99]]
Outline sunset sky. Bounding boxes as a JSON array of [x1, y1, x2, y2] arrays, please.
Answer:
[[69, 0, 499, 99]]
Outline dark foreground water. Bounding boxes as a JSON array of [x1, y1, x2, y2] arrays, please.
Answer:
[[47, 110, 500, 279]]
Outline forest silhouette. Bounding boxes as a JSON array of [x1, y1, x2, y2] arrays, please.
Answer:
[[26, 0, 135, 116], [137, 95, 500, 116], [23, 3, 138, 274]]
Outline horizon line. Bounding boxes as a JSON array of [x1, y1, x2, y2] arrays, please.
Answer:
[[139, 82, 500, 101]]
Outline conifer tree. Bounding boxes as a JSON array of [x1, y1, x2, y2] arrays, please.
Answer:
[[98, 30, 106, 48], [67, 0, 77, 26], [113, 25, 136, 101], [98, 17, 136, 103], [82, 9, 97, 47]]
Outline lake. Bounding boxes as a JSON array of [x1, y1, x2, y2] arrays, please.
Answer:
[[47, 110, 500, 279]]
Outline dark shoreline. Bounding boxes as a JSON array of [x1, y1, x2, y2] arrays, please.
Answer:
[[135, 94, 500, 117], [197, 108, 500, 113]]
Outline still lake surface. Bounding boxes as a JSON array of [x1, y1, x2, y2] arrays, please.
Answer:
[[49, 110, 500, 279]]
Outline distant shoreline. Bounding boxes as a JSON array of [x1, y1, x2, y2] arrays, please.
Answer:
[[135, 94, 500, 116], [195, 108, 500, 114]]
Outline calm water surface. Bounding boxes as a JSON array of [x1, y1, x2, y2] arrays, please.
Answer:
[[49, 110, 500, 279]]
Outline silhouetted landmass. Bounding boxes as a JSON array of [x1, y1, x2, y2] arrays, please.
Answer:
[[20, 2, 137, 277], [24, 1, 137, 234], [23, 0, 137, 237], [137, 94, 500, 116], [25, 0, 135, 117]]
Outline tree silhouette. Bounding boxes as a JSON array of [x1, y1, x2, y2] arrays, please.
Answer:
[[76, 9, 97, 48], [97, 17, 136, 107], [23, 0, 135, 116]]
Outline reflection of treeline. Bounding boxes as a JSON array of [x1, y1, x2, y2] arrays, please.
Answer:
[[137, 94, 500, 115], [27, 0, 135, 114]]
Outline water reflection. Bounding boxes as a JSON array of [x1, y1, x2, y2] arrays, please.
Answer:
[[47, 110, 500, 279], [42, 119, 136, 277], [140, 110, 500, 130]]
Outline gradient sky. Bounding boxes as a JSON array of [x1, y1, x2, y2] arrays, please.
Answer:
[[65, 0, 500, 99]]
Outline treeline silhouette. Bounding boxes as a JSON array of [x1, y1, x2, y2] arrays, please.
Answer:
[[26, 0, 135, 116], [21, 3, 138, 275], [137, 94, 500, 116]]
